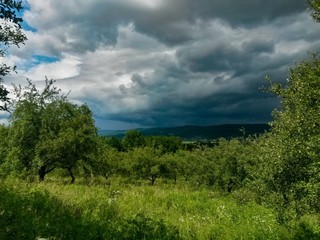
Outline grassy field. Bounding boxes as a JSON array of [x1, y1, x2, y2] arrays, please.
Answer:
[[0, 177, 316, 239]]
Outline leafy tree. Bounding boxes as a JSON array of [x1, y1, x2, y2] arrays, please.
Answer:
[[122, 130, 146, 151], [8, 79, 97, 182], [96, 144, 123, 179], [8, 79, 61, 172], [105, 136, 124, 151], [267, 55, 320, 213], [0, 0, 27, 111], [35, 100, 97, 183], [159, 153, 179, 184], [131, 147, 163, 185], [146, 136, 182, 154], [212, 138, 249, 192], [174, 149, 205, 184]]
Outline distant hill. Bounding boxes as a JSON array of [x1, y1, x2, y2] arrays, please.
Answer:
[[98, 124, 270, 140]]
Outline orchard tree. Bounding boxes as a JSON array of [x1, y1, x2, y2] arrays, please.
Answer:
[[8, 78, 61, 171], [146, 136, 182, 154], [174, 149, 204, 183], [106, 136, 124, 151], [160, 153, 179, 184], [92, 140, 123, 179], [122, 130, 146, 151], [0, 0, 27, 111], [131, 147, 163, 185], [36, 100, 97, 183], [8, 79, 98, 182]]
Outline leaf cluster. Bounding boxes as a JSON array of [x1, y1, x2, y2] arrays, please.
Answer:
[[309, 0, 320, 22], [0, 0, 27, 111]]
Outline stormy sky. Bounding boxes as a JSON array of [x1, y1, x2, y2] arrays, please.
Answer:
[[2, 0, 320, 129]]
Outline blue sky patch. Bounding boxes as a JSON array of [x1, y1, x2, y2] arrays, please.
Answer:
[[16, 3, 37, 32], [19, 55, 60, 71], [21, 21, 37, 32], [33, 55, 60, 64]]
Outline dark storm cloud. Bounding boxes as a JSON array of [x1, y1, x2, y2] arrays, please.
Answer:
[[132, 0, 309, 45], [26, 0, 309, 50], [187, 0, 308, 26], [12, 0, 320, 129], [176, 39, 275, 74], [104, 92, 279, 127]]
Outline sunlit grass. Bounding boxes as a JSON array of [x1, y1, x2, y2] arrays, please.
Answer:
[[115, 184, 287, 239], [0, 177, 298, 239]]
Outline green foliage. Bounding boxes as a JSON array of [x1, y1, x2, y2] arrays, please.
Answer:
[[6, 79, 97, 182], [130, 147, 163, 185], [1, 45, 319, 238], [146, 136, 183, 154], [173, 149, 201, 183], [7, 79, 61, 176], [36, 100, 97, 182], [266, 55, 320, 214], [292, 214, 320, 240], [89, 137, 123, 179], [0, 0, 25, 45], [0, 0, 27, 111], [105, 136, 124, 151], [0, 124, 8, 163], [206, 138, 249, 191], [162, 138, 254, 191], [122, 130, 146, 150], [309, 0, 320, 22], [159, 153, 179, 183]]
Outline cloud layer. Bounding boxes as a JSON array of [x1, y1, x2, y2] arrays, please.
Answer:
[[4, 0, 320, 129]]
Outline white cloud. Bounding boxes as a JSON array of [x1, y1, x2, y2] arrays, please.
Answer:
[[22, 55, 81, 80], [1, 0, 318, 129]]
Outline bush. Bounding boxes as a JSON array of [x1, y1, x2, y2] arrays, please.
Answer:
[[292, 214, 320, 240]]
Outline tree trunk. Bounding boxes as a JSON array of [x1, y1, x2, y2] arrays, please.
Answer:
[[38, 166, 46, 182], [38, 165, 55, 182], [227, 179, 233, 193], [67, 167, 75, 184], [151, 174, 157, 185]]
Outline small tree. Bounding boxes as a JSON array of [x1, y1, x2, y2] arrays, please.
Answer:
[[106, 136, 124, 151], [146, 136, 182, 154], [122, 130, 146, 151], [131, 147, 163, 185], [160, 153, 179, 184]]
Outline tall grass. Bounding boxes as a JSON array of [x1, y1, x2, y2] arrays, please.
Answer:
[[115, 184, 289, 239], [1, 177, 316, 239]]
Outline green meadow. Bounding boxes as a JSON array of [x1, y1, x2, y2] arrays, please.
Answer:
[[0, 177, 296, 240]]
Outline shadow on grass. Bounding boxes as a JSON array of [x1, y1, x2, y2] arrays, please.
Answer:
[[0, 184, 180, 240]]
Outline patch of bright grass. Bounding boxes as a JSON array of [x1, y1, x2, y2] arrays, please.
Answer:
[[0, 177, 293, 239]]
